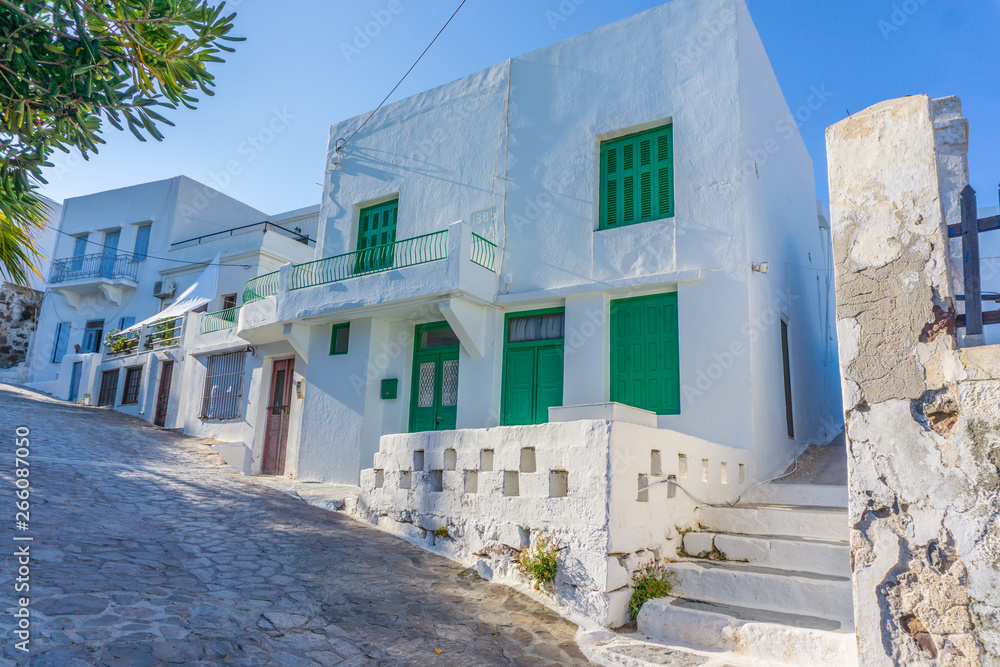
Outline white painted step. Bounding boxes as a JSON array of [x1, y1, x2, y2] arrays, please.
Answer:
[[682, 531, 851, 578], [639, 597, 858, 666], [740, 483, 848, 509], [697, 504, 849, 541], [667, 560, 854, 625]]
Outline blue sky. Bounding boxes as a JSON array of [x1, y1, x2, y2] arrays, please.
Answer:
[[39, 0, 1000, 217]]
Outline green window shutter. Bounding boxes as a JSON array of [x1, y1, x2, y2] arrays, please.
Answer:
[[610, 292, 680, 415], [654, 126, 674, 219], [357, 199, 399, 272], [599, 124, 674, 230]]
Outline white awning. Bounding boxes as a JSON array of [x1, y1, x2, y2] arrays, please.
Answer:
[[125, 254, 221, 332]]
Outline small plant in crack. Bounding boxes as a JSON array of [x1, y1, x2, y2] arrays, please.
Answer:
[[517, 532, 561, 590], [629, 561, 679, 620], [432, 526, 450, 539]]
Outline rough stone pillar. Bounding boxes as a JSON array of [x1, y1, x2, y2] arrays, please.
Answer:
[[828, 95, 1000, 666]]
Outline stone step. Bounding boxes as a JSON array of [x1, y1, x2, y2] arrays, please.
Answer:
[[740, 483, 848, 509], [638, 596, 858, 666], [697, 504, 849, 541], [666, 560, 854, 624], [682, 531, 851, 578]]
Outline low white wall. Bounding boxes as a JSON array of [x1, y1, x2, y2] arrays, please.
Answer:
[[352, 407, 754, 626]]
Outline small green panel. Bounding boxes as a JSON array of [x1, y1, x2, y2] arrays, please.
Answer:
[[600, 124, 674, 230], [381, 378, 398, 400], [610, 292, 680, 415]]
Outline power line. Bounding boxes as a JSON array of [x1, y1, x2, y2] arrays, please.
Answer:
[[44, 224, 253, 269], [335, 0, 469, 153]]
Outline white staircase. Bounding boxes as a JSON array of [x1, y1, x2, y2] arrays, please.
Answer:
[[638, 482, 858, 666]]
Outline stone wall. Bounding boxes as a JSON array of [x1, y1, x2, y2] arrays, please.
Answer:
[[350, 404, 755, 627], [0, 283, 43, 370], [827, 95, 1000, 666]]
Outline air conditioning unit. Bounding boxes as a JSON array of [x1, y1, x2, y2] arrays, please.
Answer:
[[153, 279, 176, 299]]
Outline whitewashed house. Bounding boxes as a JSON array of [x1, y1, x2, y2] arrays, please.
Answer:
[[26, 177, 319, 440], [235, 0, 840, 486], [222, 0, 851, 644]]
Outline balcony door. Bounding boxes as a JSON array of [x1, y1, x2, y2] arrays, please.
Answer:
[[356, 199, 397, 274], [409, 323, 459, 432], [101, 230, 120, 278], [82, 320, 104, 353], [70, 235, 89, 272]]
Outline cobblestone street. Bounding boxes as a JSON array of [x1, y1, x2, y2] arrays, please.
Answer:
[[0, 386, 591, 666]]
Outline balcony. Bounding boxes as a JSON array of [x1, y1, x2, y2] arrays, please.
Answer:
[[237, 222, 500, 343], [49, 252, 141, 306], [103, 315, 185, 361]]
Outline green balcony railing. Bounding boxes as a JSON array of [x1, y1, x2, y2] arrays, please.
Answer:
[[289, 230, 448, 291], [243, 271, 279, 304], [202, 306, 241, 334], [471, 233, 497, 272]]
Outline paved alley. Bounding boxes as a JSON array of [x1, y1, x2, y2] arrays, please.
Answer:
[[0, 385, 591, 666]]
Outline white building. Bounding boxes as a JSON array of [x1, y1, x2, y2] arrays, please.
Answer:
[[26, 177, 319, 429], [231, 0, 840, 488]]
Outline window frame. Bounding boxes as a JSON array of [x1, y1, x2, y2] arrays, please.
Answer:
[[330, 323, 350, 356], [121, 366, 143, 405], [598, 123, 674, 230], [221, 293, 238, 310]]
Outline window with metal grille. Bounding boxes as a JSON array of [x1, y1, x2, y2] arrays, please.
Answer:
[[121, 366, 143, 405], [98, 370, 119, 406], [202, 351, 246, 420], [221, 293, 237, 310], [599, 124, 674, 230]]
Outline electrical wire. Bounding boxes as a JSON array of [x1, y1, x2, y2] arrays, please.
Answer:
[[335, 0, 469, 153], [638, 459, 800, 508], [44, 224, 253, 269]]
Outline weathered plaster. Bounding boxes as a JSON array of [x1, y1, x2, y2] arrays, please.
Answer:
[[828, 94, 1000, 666]]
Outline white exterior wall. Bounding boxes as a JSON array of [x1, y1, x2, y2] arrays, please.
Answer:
[[735, 3, 841, 476], [293, 0, 837, 485]]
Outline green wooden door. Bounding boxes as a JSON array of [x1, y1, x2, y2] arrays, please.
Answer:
[[409, 323, 460, 432], [501, 310, 565, 426], [610, 293, 680, 415], [356, 199, 398, 273]]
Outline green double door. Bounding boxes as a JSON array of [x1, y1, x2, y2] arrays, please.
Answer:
[[409, 323, 460, 432], [610, 292, 680, 415], [501, 310, 565, 426]]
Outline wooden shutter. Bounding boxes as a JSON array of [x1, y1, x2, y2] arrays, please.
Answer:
[[600, 125, 674, 229]]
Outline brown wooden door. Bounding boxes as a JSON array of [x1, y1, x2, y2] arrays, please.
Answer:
[[154, 361, 174, 427], [262, 358, 295, 476]]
